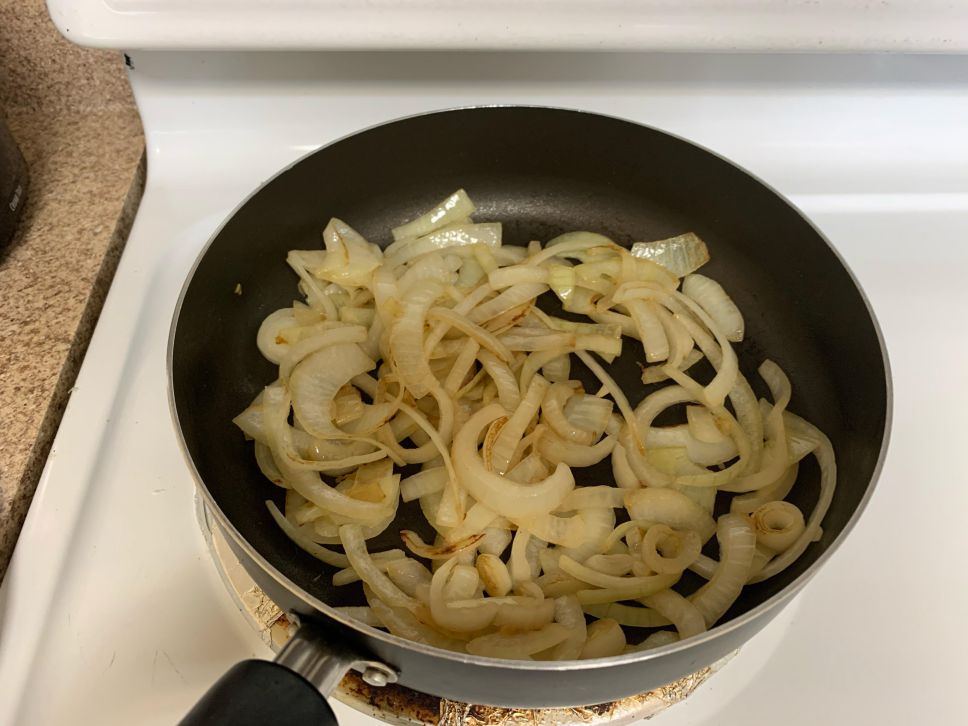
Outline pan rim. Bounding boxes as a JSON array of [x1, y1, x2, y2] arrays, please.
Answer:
[[166, 103, 893, 673]]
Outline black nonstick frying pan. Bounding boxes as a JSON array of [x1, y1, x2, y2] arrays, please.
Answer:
[[169, 107, 890, 725]]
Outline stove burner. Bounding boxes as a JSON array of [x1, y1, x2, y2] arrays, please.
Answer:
[[199, 499, 733, 724]]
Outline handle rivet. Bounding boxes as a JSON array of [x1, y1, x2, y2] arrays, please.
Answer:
[[361, 666, 391, 687]]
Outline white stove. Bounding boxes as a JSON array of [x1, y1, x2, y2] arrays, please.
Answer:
[[2, 5, 968, 723]]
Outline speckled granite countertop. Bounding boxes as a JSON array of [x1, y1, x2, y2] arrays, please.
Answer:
[[0, 1, 145, 579]]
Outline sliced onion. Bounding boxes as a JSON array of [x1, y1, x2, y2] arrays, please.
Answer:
[[254, 442, 286, 487], [549, 596, 588, 660], [317, 218, 383, 287], [640, 348, 703, 384], [477, 553, 513, 597], [443, 339, 481, 396], [632, 630, 680, 651], [257, 308, 297, 364], [513, 511, 585, 548], [538, 574, 587, 598], [667, 291, 739, 410], [335, 606, 382, 627], [401, 530, 484, 560], [400, 467, 447, 503], [674, 482, 717, 515], [563, 394, 612, 439], [582, 602, 670, 629], [333, 552, 406, 586], [540, 353, 571, 383], [391, 189, 476, 242], [243, 193, 837, 658], [387, 223, 502, 269], [559, 555, 675, 592], [625, 298, 669, 363], [582, 553, 635, 577], [730, 463, 799, 515], [332, 385, 365, 425], [482, 301, 534, 335], [290, 343, 375, 438], [479, 527, 512, 557], [340, 524, 416, 610], [538, 429, 615, 467], [366, 586, 465, 651], [599, 519, 652, 555], [454, 405, 575, 519], [429, 557, 498, 633], [573, 573, 680, 605], [651, 301, 694, 368], [559, 486, 626, 511], [387, 279, 444, 398], [446, 501, 500, 542], [618, 252, 679, 290], [720, 360, 792, 493], [427, 307, 513, 362], [468, 282, 548, 325], [510, 528, 536, 584], [488, 376, 550, 475], [624, 488, 716, 543], [750, 501, 806, 553], [630, 232, 709, 277], [288, 250, 337, 317], [506, 454, 551, 485], [264, 388, 395, 520], [640, 525, 702, 575], [528, 232, 619, 264], [645, 424, 738, 467], [689, 514, 756, 626], [477, 350, 521, 411], [488, 264, 549, 288], [579, 618, 626, 659], [443, 564, 481, 601], [541, 383, 593, 445], [466, 623, 570, 659], [750, 413, 835, 582], [492, 597, 556, 631], [403, 395, 457, 468], [575, 350, 642, 449], [266, 501, 350, 567], [686, 405, 729, 444], [385, 558, 433, 598], [610, 443, 640, 490], [517, 349, 565, 393], [682, 273, 744, 342], [556, 507, 616, 563]]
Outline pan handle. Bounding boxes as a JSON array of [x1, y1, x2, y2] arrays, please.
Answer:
[[178, 616, 397, 726]]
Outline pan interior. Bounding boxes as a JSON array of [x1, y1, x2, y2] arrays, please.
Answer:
[[172, 108, 887, 626]]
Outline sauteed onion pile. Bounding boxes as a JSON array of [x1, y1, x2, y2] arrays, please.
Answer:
[[234, 189, 835, 659]]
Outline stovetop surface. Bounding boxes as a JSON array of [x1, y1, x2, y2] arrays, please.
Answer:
[[1, 52, 966, 725]]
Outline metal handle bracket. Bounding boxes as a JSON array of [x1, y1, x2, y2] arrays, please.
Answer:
[[276, 614, 398, 695]]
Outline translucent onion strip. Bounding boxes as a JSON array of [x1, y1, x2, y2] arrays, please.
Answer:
[[466, 623, 570, 658], [750, 501, 806, 553], [340, 524, 416, 610], [750, 415, 836, 583], [689, 514, 756, 626], [455, 405, 575, 519], [391, 189, 475, 242]]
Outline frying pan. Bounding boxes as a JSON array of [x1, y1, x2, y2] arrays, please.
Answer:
[[169, 107, 890, 725]]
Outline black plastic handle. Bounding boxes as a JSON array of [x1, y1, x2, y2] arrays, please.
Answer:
[[178, 659, 337, 726]]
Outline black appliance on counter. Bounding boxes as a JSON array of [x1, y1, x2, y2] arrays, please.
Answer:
[[0, 115, 29, 248]]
